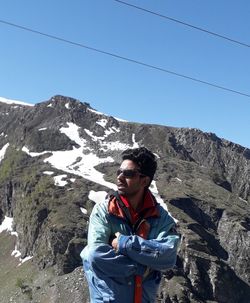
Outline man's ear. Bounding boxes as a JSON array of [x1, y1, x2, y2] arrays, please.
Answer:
[[142, 176, 151, 188]]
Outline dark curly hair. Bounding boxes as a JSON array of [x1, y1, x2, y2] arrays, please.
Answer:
[[121, 147, 157, 182]]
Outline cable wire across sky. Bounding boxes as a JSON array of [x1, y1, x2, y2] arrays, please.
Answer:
[[114, 0, 250, 49], [0, 19, 249, 98]]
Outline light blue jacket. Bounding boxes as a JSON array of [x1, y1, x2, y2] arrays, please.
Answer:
[[81, 194, 180, 303]]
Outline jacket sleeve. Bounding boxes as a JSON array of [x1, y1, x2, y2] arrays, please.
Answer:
[[117, 210, 180, 271], [82, 202, 146, 278]]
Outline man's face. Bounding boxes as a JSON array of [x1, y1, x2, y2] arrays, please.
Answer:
[[116, 159, 148, 198]]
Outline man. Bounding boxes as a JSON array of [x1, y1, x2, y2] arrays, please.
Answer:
[[81, 147, 180, 303]]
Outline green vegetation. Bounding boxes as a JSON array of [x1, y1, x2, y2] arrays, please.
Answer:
[[22, 175, 54, 205], [0, 145, 54, 206], [15, 277, 33, 299], [0, 234, 34, 302], [0, 147, 27, 182], [15, 277, 26, 289]]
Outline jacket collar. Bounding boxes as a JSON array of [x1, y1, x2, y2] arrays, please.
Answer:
[[108, 190, 160, 223]]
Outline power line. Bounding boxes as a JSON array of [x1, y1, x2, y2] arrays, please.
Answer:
[[114, 0, 250, 49], [0, 19, 250, 98]]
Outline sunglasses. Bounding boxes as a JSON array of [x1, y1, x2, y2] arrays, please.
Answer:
[[116, 168, 146, 179]]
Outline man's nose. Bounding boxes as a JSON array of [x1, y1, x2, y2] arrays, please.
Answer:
[[117, 172, 124, 179]]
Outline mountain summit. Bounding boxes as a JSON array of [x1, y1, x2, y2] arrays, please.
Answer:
[[0, 95, 249, 302]]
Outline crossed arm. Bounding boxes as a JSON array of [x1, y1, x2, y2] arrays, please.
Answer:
[[84, 203, 180, 278]]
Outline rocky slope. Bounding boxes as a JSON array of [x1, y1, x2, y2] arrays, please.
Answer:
[[0, 95, 249, 302]]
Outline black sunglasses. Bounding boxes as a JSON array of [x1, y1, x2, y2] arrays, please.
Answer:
[[116, 168, 145, 179]]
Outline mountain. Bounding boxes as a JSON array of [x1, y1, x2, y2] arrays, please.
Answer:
[[0, 95, 249, 303]]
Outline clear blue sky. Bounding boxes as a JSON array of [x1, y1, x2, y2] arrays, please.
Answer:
[[1, 0, 250, 148]]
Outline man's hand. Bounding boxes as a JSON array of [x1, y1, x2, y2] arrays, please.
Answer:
[[111, 232, 120, 251]]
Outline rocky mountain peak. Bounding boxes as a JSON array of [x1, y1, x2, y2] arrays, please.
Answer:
[[0, 95, 249, 302]]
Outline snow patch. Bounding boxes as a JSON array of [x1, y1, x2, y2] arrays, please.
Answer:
[[239, 197, 248, 204], [175, 177, 182, 182], [150, 181, 178, 223], [105, 126, 120, 135], [11, 245, 33, 266], [154, 153, 160, 159], [0, 143, 9, 163], [150, 181, 167, 209], [84, 130, 137, 151], [0, 216, 33, 265], [44, 149, 115, 189], [18, 255, 33, 266], [132, 134, 139, 148], [80, 207, 88, 214], [11, 247, 21, 258], [43, 171, 54, 175], [54, 175, 68, 186], [60, 123, 88, 147], [0, 216, 14, 233], [0, 96, 33, 106], [96, 119, 108, 128], [0, 216, 17, 237], [100, 141, 132, 151], [87, 108, 106, 116], [39, 127, 47, 131], [84, 126, 120, 142], [22, 123, 117, 190], [22, 146, 50, 157], [87, 108, 126, 122], [114, 117, 127, 122], [84, 129, 100, 142], [22, 122, 141, 191], [88, 190, 108, 204]]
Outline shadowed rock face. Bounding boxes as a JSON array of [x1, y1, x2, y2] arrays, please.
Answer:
[[0, 95, 249, 302]]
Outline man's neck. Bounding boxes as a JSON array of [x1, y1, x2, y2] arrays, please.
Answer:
[[127, 191, 145, 211]]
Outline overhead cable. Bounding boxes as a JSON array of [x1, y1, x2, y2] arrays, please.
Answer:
[[114, 0, 250, 49], [0, 19, 250, 98]]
